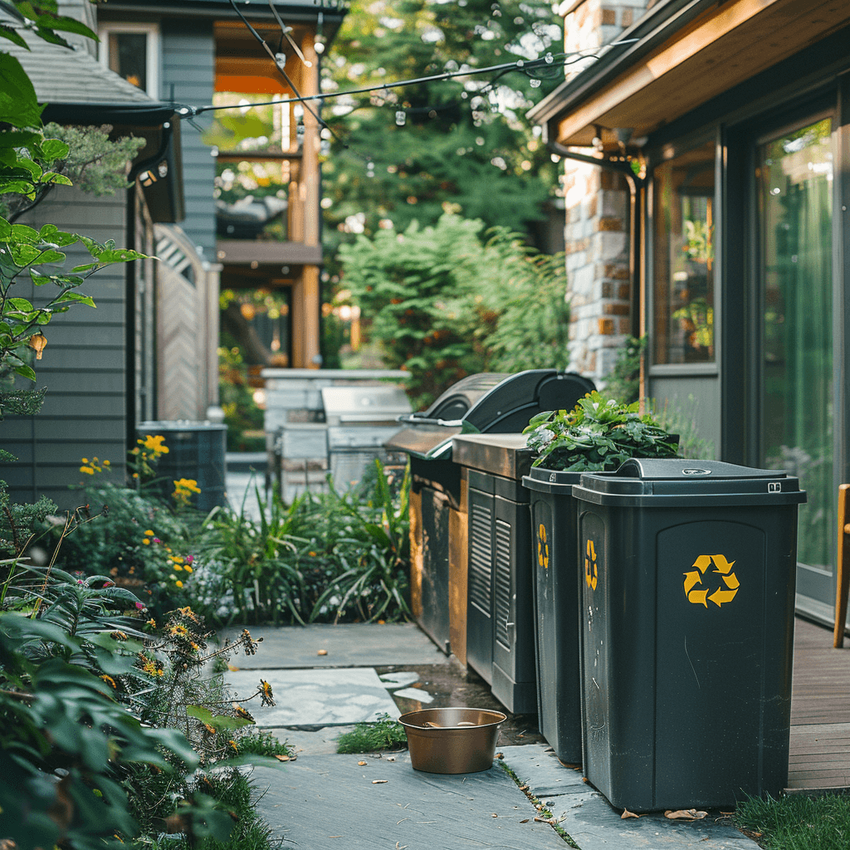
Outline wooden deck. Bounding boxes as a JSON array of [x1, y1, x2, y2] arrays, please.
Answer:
[[788, 617, 850, 791]]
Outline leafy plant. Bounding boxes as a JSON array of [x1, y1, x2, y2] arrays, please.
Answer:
[[340, 213, 572, 409], [193, 460, 411, 627], [336, 712, 408, 754], [603, 335, 645, 405], [525, 391, 680, 472]]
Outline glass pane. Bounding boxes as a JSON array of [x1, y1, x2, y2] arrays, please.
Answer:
[[758, 117, 833, 568], [108, 32, 148, 92], [653, 141, 715, 364]]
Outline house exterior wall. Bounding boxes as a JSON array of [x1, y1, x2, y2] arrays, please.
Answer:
[[3, 185, 131, 509], [557, 0, 651, 384], [160, 24, 216, 260]]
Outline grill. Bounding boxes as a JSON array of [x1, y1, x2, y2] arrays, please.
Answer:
[[322, 386, 412, 490], [385, 369, 595, 659]]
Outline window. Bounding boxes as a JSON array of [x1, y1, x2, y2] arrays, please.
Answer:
[[652, 141, 715, 365], [98, 24, 160, 98]]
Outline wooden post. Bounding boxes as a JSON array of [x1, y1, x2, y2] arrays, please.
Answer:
[[833, 484, 850, 647]]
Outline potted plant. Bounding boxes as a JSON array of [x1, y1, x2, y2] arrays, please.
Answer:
[[520, 391, 679, 767], [524, 391, 679, 472]]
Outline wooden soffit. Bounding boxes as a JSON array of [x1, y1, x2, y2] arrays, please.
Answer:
[[540, 0, 850, 147]]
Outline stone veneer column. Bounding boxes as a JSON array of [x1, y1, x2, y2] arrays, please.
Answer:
[[556, 0, 650, 385]]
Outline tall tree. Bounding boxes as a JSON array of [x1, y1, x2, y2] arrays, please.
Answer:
[[320, 0, 565, 252]]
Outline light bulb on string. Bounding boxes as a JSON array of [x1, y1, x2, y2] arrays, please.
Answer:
[[395, 110, 407, 127]]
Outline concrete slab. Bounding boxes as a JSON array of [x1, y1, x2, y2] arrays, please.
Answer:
[[250, 752, 569, 850], [500, 746, 758, 850], [266, 726, 355, 757], [225, 667, 399, 726], [223, 622, 449, 669]]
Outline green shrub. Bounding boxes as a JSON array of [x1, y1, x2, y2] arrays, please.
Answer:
[[526, 391, 680, 472]]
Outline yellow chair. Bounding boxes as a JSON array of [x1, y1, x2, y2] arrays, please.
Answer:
[[833, 484, 850, 648]]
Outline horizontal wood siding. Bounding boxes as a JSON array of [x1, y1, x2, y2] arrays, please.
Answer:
[[0, 185, 129, 509], [161, 24, 216, 258]]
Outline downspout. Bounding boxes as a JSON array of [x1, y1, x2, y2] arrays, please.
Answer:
[[124, 119, 176, 449], [546, 138, 646, 399]]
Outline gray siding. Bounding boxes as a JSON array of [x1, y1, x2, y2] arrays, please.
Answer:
[[160, 24, 216, 258], [1, 186, 129, 509]]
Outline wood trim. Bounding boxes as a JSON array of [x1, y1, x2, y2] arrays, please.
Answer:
[[554, 0, 850, 145]]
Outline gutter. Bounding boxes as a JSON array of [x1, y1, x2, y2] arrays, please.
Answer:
[[546, 139, 644, 343]]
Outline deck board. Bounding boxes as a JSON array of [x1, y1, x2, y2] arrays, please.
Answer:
[[788, 618, 850, 791]]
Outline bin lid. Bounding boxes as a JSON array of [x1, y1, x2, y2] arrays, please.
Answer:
[[385, 370, 595, 461], [572, 458, 807, 507]]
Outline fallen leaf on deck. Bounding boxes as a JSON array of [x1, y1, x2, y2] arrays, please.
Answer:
[[520, 819, 530, 824], [621, 809, 641, 819], [372, 779, 388, 784], [664, 809, 707, 820], [534, 816, 557, 826], [358, 761, 367, 766], [275, 754, 291, 762], [317, 649, 328, 656]]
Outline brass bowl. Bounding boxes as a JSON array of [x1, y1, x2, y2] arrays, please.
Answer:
[[399, 707, 507, 774]]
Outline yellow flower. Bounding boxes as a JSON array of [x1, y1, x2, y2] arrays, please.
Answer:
[[142, 538, 150, 545], [174, 478, 201, 494], [174, 564, 183, 571], [184, 565, 193, 573], [144, 530, 155, 536], [175, 580, 183, 588], [80, 466, 95, 475], [100, 674, 117, 689], [81, 457, 89, 464], [103, 459, 111, 467], [139, 434, 170, 455]]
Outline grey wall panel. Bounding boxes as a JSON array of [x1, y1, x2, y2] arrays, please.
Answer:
[[646, 372, 721, 460], [3, 185, 129, 508], [161, 22, 216, 257]]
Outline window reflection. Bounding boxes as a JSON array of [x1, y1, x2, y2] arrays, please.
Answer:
[[653, 142, 715, 364]]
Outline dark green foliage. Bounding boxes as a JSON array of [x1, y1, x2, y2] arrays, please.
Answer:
[[735, 792, 850, 850], [336, 713, 408, 754], [195, 460, 411, 626], [322, 0, 563, 247], [603, 335, 645, 405], [340, 214, 570, 408], [525, 391, 680, 472]]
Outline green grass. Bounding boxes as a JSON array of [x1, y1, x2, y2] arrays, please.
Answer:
[[336, 713, 408, 754], [735, 793, 850, 849], [137, 769, 281, 850]]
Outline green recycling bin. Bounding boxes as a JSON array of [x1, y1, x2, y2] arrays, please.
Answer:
[[522, 467, 584, 765], [572, 458, 806, 812]]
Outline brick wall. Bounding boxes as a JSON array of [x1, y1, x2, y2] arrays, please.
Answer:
[[555, 0, 650, 384]]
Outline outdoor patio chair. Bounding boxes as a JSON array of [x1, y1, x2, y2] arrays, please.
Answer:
[[833, 483, 850, 648]]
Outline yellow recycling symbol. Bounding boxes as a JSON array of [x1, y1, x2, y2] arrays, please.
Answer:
[[585, 539, 598, 591], [683, 554, 740, 608], [537, 524, 549, 569]]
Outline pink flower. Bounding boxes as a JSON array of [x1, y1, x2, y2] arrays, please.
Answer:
[[135, 602, 146, 610], [185, 555, 194, 565]]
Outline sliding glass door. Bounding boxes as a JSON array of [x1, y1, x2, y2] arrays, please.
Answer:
[[756, 117, 834, 603]]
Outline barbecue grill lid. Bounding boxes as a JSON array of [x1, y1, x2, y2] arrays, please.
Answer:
[[386, 369, 596, 460]]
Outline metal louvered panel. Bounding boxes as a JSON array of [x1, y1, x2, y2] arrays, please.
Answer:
[[494, 519, 512, 650], [469, 500, 493, 616]]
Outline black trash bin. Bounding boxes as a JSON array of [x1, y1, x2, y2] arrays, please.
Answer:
[[572, 458, 807, 811], [521, 466, 585, 765], [385, 370, 594, 659], [137, 420, 227, 513]]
